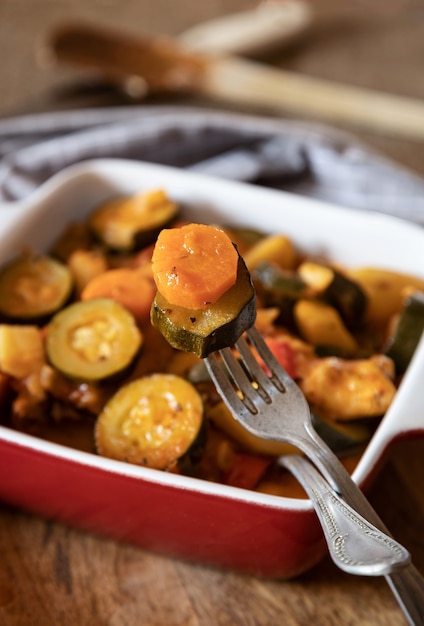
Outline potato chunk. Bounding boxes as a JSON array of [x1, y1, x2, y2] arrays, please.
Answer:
[[300, 355, 396, 420]]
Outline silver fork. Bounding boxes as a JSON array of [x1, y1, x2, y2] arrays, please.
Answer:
[[280, 453, 409, 577], [205, 325, 424, 626]]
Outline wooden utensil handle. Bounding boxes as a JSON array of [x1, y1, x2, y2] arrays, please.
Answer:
[[199, 55, 424, 141]]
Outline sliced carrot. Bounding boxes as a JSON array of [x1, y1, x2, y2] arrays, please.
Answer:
[[151, 224, 238, 310], [81, 267, 156, 324]]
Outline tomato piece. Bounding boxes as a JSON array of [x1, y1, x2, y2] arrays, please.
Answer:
[[223, 453, 272, 490], [264, 336, 297, 378]]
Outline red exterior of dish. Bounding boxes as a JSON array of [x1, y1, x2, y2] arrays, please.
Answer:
[[0, 436, 325, 579]]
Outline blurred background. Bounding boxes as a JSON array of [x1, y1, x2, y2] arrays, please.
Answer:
[[1, 0, 424, 174]]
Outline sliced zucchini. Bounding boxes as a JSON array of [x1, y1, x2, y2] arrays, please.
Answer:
[[298, 262, 367, 329], [252, 262, 311, 304], [385, 291, 424, 373], [0, 254, 73, 321], [89, 188, 178, 252], [46, 298, 142, 382], [252, 262, 310, 329], [151, 254, 256, 358], [222, 227, 264, 256], [311, 412, 374, 455], [95, 373, 203, 470]]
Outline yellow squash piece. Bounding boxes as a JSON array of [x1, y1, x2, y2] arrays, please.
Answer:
[[348, 267, 424, 326], [95, 373, 203, 470], [294, 299, 358, 354], [243, 234, 298, 271], [0, 325, 45, 379]]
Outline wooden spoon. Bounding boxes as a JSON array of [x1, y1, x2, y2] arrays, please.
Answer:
[[47, 21, 424, 140]]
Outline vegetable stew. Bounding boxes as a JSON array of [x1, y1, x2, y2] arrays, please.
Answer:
[[1, 187, 423, 496]]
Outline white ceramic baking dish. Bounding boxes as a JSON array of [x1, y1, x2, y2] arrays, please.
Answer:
[[0, 159, 423, 578]]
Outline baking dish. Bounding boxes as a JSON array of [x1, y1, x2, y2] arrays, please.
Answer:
[[0, 158, 423, 579]]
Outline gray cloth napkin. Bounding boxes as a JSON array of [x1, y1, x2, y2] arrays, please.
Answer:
[[1, 105, 423, 224]]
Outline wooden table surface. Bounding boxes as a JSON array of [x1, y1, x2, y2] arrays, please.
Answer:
[[1, 2, 424, 625]]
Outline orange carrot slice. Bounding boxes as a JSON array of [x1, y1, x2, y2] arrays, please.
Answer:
[[81, 267, 156, 324], [151, 224, 238, 310]]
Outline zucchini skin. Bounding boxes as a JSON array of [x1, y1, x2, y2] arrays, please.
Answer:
[[89, 190, 179, 252], [151, 254, 256, 358], [46, 298, 143, 383], [95, 373, 204, 470], [385, 291, 424, 373], [0, 255, 73, 323]]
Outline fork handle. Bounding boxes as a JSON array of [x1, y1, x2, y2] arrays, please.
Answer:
[[280, 455, 410, 577], [297, 428, 424, 625]]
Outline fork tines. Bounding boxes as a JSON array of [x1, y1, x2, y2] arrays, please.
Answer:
[[205, 326, 290, 417]]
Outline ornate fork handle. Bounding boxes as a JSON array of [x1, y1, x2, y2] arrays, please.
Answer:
[[295, 425, 424, 626], [280, 454, 410, 576]]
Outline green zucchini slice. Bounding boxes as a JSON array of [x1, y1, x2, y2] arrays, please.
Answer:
[[385, 291, 424, 373], [253, 262, 310, 302], [151, 254, 256, 358], [0, 254, 73, 322], [89, 189, 179, 252], [298, 262, 367, 329], [95, 373, 204, 470], [46, 298, 142, 382]]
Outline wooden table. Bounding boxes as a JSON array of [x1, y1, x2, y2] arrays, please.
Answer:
[[1, 2, 424, 624]]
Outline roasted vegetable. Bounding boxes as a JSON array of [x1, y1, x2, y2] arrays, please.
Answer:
[[348, 267, 424, 327], [151, 253, 256, 358], [46, 298, 142, 382], [293, 299, 358, 355], [298, 262, 367, 329], [385, 291, 424, 373], [222, 227, 263, 256], [89, 188, 178, 252], [152, 223, 239, 310], [67, 248, 109, 295], [0, 325, 45, 378], [0, 254, 73, 321], [243, 234, 298, 271], [300, 355, 396, 421], [95, 373, 203, 470], [252, 262, 311, 317], [81, 267, 156, 325]]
